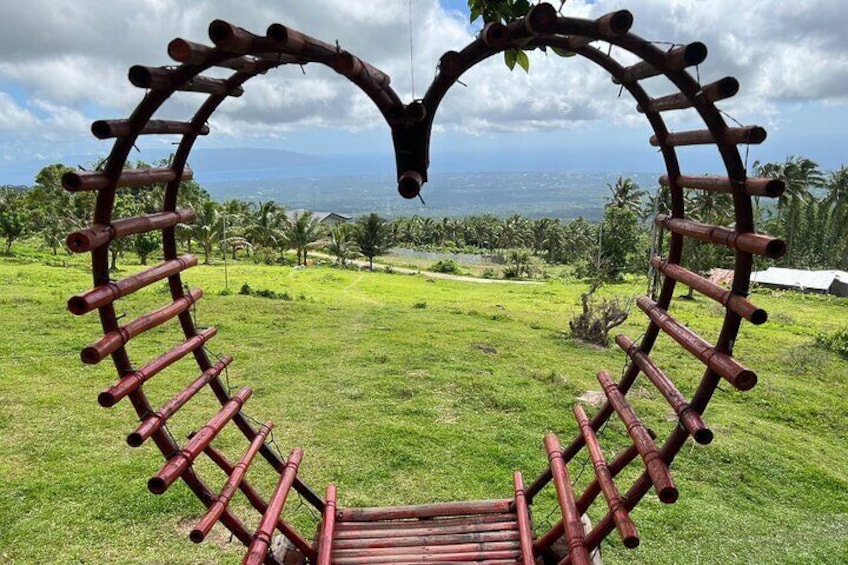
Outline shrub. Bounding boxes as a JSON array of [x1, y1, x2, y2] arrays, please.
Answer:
[[482, 268, 498, 279], [413, 300, 428, 309], [431, 259, 462, 274], [568, 282, 630, 347], [815, 328, 848, 360]]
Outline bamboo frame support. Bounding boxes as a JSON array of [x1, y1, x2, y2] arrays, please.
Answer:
[[651, 256, 768, 324], [650, 126, 767, 147], [544, 434, 592, 565], [242, 448, 304, 565], [660, 174, 785, 198], [615, 42, 707, 83], [82, 288, 203, 365], [483, 22, 512, 50], [513, 472, 536, 565], [339, 499, 513, 522], [62, 166, 194, 193], [128, 66, 245, 97], [595, 10, 634, 36], [148, 387, 253, 495], [597, 370, 678, 503], [637, 297, 758, 390], [91, 119, 210, 140], [615, 335, 712, 444], [69, 255, 197, 315], [523, 3, 558, 34], [167, 38, 272, 74], [191, 421, 274, 543], [573, 405, 639, 548], [316, 484, 337, 565], [67, 209, 196, 253], [655, 214, 786, 259], [208, 20, 282, 54], [638, 77, 739, 113], [127, 354, 230, 446]]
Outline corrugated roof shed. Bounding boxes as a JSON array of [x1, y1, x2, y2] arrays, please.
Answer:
[[751, 268, 848, 296]]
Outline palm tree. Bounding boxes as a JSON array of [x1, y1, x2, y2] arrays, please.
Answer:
[[326, 224, 359, 267], [190, 200, 223, 264], [284, 210, 324, 266], [245, 201, 287, 251], [606, 176, 646, 217], [355, 213, 392, 270]]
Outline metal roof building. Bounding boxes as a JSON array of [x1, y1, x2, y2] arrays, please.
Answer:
[[751, 268, 848, 297]]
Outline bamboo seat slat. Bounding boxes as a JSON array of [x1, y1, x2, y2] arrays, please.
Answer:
[[191, 421, 273, 543], [339, 499, 513, 522], [335, 514, 517, 532], [637, 296, 758, 390], [69, 255, 197, 315], [126, 353, 229, 446], [333, 530, 521, 550], [148, 387, 252, 495], [331, 540, 520, 558], [650, 126, 767, 147], [614, 42, 707, 83], [82, 288, 203, 365], [331, 550, 522, 565], [128, 65, 244, 97], [638, 77, 739, 113], [334, 520, 519, 541], [660, 174, 785, 198], [242, 448, 303, 565], [91, 119, 210, 139], [655, 214, 787, 259], [62, 166, 194, 193], [596, 371, 678, 504], [544, 433, 593, 565], [67, 209, 196, 253], [513, 472, 536, 565]]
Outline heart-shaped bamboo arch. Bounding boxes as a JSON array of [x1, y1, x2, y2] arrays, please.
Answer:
[[63, 4, 787, 564]]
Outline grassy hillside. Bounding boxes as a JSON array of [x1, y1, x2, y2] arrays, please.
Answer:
[[0, 254, 846, 564]]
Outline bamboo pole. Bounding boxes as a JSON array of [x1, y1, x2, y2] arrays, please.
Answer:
[[316, 484, 337, 565], [660, 173, 785, 198], [544, 434, 592, 565], [339, 499, 513, 522], [91, 119, 210, 139], [67, 209, 196, 253], [655, 214, 786, 258], [638, 77, 739, 113], [128, 66, 245, 96], [615, 42, 707, 83], [513, 472, 536, 565], [63, 166, 194, 192], [651, 126, 767, 147]]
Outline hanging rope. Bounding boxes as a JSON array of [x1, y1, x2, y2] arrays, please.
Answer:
[[408, 0, 416, 98]]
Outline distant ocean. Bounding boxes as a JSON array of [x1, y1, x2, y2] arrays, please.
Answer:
[[201, 171, 662, 221]]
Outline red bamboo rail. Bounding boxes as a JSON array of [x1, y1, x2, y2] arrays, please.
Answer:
[[660, 173, 785, 198], [637, 296, 758, 390], [483, 22, 512, 49], [82, 288, 203, 365], [615, 42, 707, 83], [203, 444, 316, 559], [651, 256, 767, 324], [522, 2, 558, 34], [650, 126, 767, 147], [242, 448, 304, 565], [638, 77, 739, 113], [91, 119, 210, 140], [513, 472, 535, 565], [316, 483, 337, 565], [69, 255, 197, 315], [167, 38, 276, 73], [192, 421, 274, 543], [148, 387, 253, 495], [655, 214, 787, 259], [335, 514, 516, 533], [330, 542, 521, 562], [128, 66, 245, 97], [332, 529, 520, 550], [62, 166, 194, 192], [339, 499, 513, 522], [544, 433, 592, 565], [67, 209, 196, 253], [208, 20, 284, 54], [596, 370, 678, 503], [127, 354, 230, 446], [615, 335, 712, 444], [573, 405, 640, 548]]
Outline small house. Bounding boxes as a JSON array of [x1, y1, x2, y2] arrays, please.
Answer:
[[751, 268, 848, 297]]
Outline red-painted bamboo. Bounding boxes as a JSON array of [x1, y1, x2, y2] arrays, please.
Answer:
[[330, 51, 390, 87], [203, 444, 316, 559], [67, 209, 196, 253], [339, 499, 513, 522], [660, 174, 785, 198], [483, 22, 512, 49], [81, 288, 203, 365], [191, 421, 274, 543], [242, 448, 304, 565], [167, 38, 272, 73], [330, 548, 522, 564], [650, 126, 767, 147], [332, 529, 520, 549], [596, 370, 678, 503], [62, 166, 194, 193], [595, 10, 634, 36], [615, 42, 707, 83], [126, 353, 229, 446], [69, 255, 197, 315], [513, 472, 536, 565], [651, 256, 767, 324], [522, 2, 558, 34], [316, 483, 337, 565], [615, 334, 712, 444], [335, 514, 516, 534], [128, 66, 245, 97], [91, 119, 210, 140], [573, 405, 640, 548], [208, 20, 283, 54], [637, 296, 758, 390], [148, 387, 252, 495], [544, 434, 592, 565], [655, 214, 786, 259], [638, 76, 739, 113]]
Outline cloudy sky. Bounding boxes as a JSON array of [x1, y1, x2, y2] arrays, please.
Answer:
[[0, 0, 846, 185]]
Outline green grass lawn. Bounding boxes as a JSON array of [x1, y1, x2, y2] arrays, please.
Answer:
[[0, 253, 846, 564]]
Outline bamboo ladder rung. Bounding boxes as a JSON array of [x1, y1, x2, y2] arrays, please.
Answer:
[[167, 38, 269, 74], [62, 166, 194, 193], [316, 484, 337, 565], [615, 335, 712, 444], [128, 65, 245, 97], [148, 387, 253, 495], [596, 371, 678, 503], [655, 214, 787, 259], [660, 173, 786, 198], [91, 119, 210, 140], [637, 76, 739, 113], [69, 254, 198, 315], [544, 433, 593, 565], [651, 256, 768, 324], [650, 125, 767, 147], [208, 20, 284, 55], [573, 405, 639, 548], [242, 448, 304, 565], [614, 42, 707, 84], [191, 421, 274, 543], [513, 472, 536, 565], [550, 10, 633, 40], [637, 296, 759, 390], [66, 209, 196, 253], [127, 354, 230, 446], [330, 50, 391, 88], [339, 499, 513, 522]]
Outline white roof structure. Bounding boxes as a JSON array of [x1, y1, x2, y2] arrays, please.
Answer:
[[751, 268, 848, 297]]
